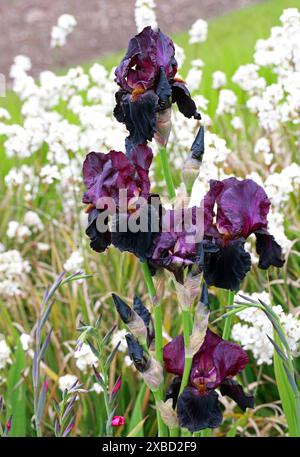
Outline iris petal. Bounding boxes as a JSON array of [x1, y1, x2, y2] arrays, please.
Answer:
[[177, 387, 222, 432], [85, 209, 111, 253], [171, 81, 201, 119], [220, 378, 254, 411], [114, 90, 159, 150], [255, 230, 284, 269], [202, 240, 251, 291]]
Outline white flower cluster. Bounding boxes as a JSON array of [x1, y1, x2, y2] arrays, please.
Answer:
[[232, 9, 300, 131], [50, 14, 77, 48], [189, 19, 208, 44], [232, 291, 300, 365], [0, 338, 12, 369], [135, 0, 157, 33], [58, 374, 78, 392], [0, 250, 31, 299], [63, 250, 84, 273], [74, 343, 98, 372], [6, 211, 44, 242], [216, 89, 237, 115]]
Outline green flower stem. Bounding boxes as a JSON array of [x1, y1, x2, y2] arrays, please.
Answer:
[[159, 146, 176, 200], [179, 309, 193, 396], [222, 290, 235, 340], [141, 261, 168, 437]]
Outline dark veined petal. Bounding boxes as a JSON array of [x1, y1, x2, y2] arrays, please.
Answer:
[[111, 202, 160, 261], [115, 26, 157, 92], [220, 378, 254, 411], [114, 90, 159, 149], [163, 334, 185, 376], [165, 376, 182, 408], [177, 387, 222, 432], [156, 30, 177, 80], [255, 230, 284, 269], [171, 80, 201, 119], [202, 240, 251, 291], [115, 27, 177, 93], [85, 209, 111, 253], [212, 340, 249, 386], [212, 177, 271, 239], [82, 150, 134, 206]]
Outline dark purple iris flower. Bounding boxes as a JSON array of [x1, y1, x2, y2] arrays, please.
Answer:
[[201, 177, 284, 291], [82, 144, 153, 207], [163, 329, 254, 432], [149, 205, 203, 283], [82, 144, 161, 260], [114, 26, 200, 151]]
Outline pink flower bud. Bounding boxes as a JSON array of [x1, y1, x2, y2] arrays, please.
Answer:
[[111, 415, 125, 427]]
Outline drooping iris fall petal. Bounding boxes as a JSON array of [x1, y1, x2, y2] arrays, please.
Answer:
[[220, 379, 254, 411], [177, 388, 222, 432]]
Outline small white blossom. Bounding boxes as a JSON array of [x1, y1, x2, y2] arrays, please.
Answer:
[[135, 0, 157, 33], [216, 89, 237, 115], [58, 374, 78, 391], [74, 343, 98, 372], [51, 14, 77, 48], [63, 250, 84, 273], [0, 339, 12, 369], [20, 333, 31, 352], [189, 19, 208, 44], [212, 71, 227, 90]]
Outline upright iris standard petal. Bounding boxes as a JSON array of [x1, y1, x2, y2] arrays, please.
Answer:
[[115, 27, 177, 93], [114, 26, 200, 149], [82, 146, 153, 208], [177, 388, 222, 432], [213, 178, 270, 239], [163, 334, 185, 376]]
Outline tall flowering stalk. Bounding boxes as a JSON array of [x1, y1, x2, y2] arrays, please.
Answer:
[[82, 22, 285, 437]]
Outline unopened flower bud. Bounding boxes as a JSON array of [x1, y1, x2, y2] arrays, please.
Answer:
[[155, 107, 172, 146], [125, 334, 149, 373], [113, 294, 148, 344], [182, 157, 200, 194], [183, 124, 205, 193], [157, 399, 179, 429]]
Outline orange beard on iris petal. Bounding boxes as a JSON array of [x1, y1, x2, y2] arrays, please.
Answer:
[[131, 87, 146, 102]]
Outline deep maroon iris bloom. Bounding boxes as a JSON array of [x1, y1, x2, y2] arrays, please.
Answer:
[[114, 26, 200, 151], [149, 206, 203, 283], [82, 144, 152, 207], [201, 177, 284, 291], [82, 144, 160, 260], [163, 329, 254, 432]]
